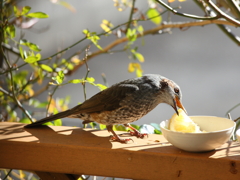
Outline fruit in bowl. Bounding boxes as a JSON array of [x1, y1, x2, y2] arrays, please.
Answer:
[[169, 109, 203, 133], [160, 109, 236, 152]]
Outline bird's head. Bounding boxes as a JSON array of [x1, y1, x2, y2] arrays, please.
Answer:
[[159, 78, 187, 115]]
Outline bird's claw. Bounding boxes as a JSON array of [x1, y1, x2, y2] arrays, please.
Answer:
[[129, 130, 148, 139], [109, 135, 134, 144]]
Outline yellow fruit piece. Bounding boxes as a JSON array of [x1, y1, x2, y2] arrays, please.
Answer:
[[169, 109, 202, 133]]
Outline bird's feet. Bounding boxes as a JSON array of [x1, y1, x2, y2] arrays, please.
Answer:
[[109, 135, 134, 144], [124, 123, 148, 139], [128, 130, 148, 139], [107, 125, 134, 143]]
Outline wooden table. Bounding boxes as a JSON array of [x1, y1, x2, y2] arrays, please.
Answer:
[[0, 122, 240, 180]]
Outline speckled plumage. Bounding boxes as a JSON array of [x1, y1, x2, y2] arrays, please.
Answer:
[[25, 74, 185, 143]]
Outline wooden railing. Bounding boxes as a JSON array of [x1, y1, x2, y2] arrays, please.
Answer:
[[0, 122, 240, 180]]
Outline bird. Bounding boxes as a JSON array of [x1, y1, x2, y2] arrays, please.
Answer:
[[25, 74, 186, 143]]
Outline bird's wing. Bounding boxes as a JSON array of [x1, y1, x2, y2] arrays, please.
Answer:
[[70, 84, 139, 114]]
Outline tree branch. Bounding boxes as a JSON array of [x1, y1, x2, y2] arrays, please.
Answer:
[[155, 0, 218, 20], [0, 47, 33, 122], [194, 0, 240, 46], [218, 0, 240, 19], [204, 0, 240, 26], [68, 18, 237, 74]]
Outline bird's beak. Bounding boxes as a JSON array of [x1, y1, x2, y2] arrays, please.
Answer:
[[173, 96, 187, 115]]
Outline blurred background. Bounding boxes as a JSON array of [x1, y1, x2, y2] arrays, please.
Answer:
[[15, 0, 240, 127], [2, 0, 240, 179]]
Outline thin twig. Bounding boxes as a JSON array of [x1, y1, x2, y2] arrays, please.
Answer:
[[46, 85, 59, 117], [204, 0, 240, 26], [155, 0, 219, 20], [227, 113, 232, 120], [219, 0, 240, 19], [234, 117, 240, 122], [3, 169, 12, 180], [2, 42, 21, 56], [194, 0, 240, 45], [126, 0, 136, 31], [0, 87, 11, 96], [83, 46, 91, 101]]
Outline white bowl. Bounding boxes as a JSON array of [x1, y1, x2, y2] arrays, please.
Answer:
[[160, 116, 236, 152]]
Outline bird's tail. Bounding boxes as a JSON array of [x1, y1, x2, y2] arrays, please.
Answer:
[[24, 109, 73, 128]]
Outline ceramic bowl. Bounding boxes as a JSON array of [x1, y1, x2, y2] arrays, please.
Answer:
[[160, 116, 235, 152]]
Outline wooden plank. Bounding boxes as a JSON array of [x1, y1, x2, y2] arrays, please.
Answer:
[[0, 122, 240, 180]]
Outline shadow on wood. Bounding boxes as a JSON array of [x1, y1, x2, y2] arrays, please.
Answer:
[[1, 122, 240, 180]]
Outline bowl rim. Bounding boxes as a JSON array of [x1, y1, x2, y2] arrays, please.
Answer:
[[160, 116, 236, 135]]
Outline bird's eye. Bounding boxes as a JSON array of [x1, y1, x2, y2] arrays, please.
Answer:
[[174, 87, 179, 94]]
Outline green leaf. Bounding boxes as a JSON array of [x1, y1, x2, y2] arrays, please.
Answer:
[[88, 35, 102, 50], [54, 119, 62, 126], [99, 124, 106, 130], [131, 49, 145, 62], [61, 59, 67, 63], [20, 39, 41, 52], [20, 39, 28, 45], [86, 77, 95, 83], [52, 70, 65, 84], [95, 83, 107, 91], [146, 8, 162, 25], [19, 46, 24, 59], [82, 29, 90, 35], [66, 63, 74, 70], [130, 124, 140, 130], [135, 52, 144, 62], [37, 102, 49, 108], [154, 129, 162, 134], [22, 6, 31, 15], [29, 43, 41, 52], [29, 99, 49, 108], [19, 118, 32, 124], [113, 125, 127, 131], [43, 122, 54, 126], [13, 6, 18, 15], [40, 64, 53, 72], [68, 79, 83, 84], [89, 122, 97, 128], [12, 71, 28, 85], [36, 53, 41, 60], [24, 56, 39, 63], [26, 12, 49, 18], [136, 68, 143, 77], [6, 24, 15, 38], [126, 29, 137, 42], [137, 25, 144, 35]]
